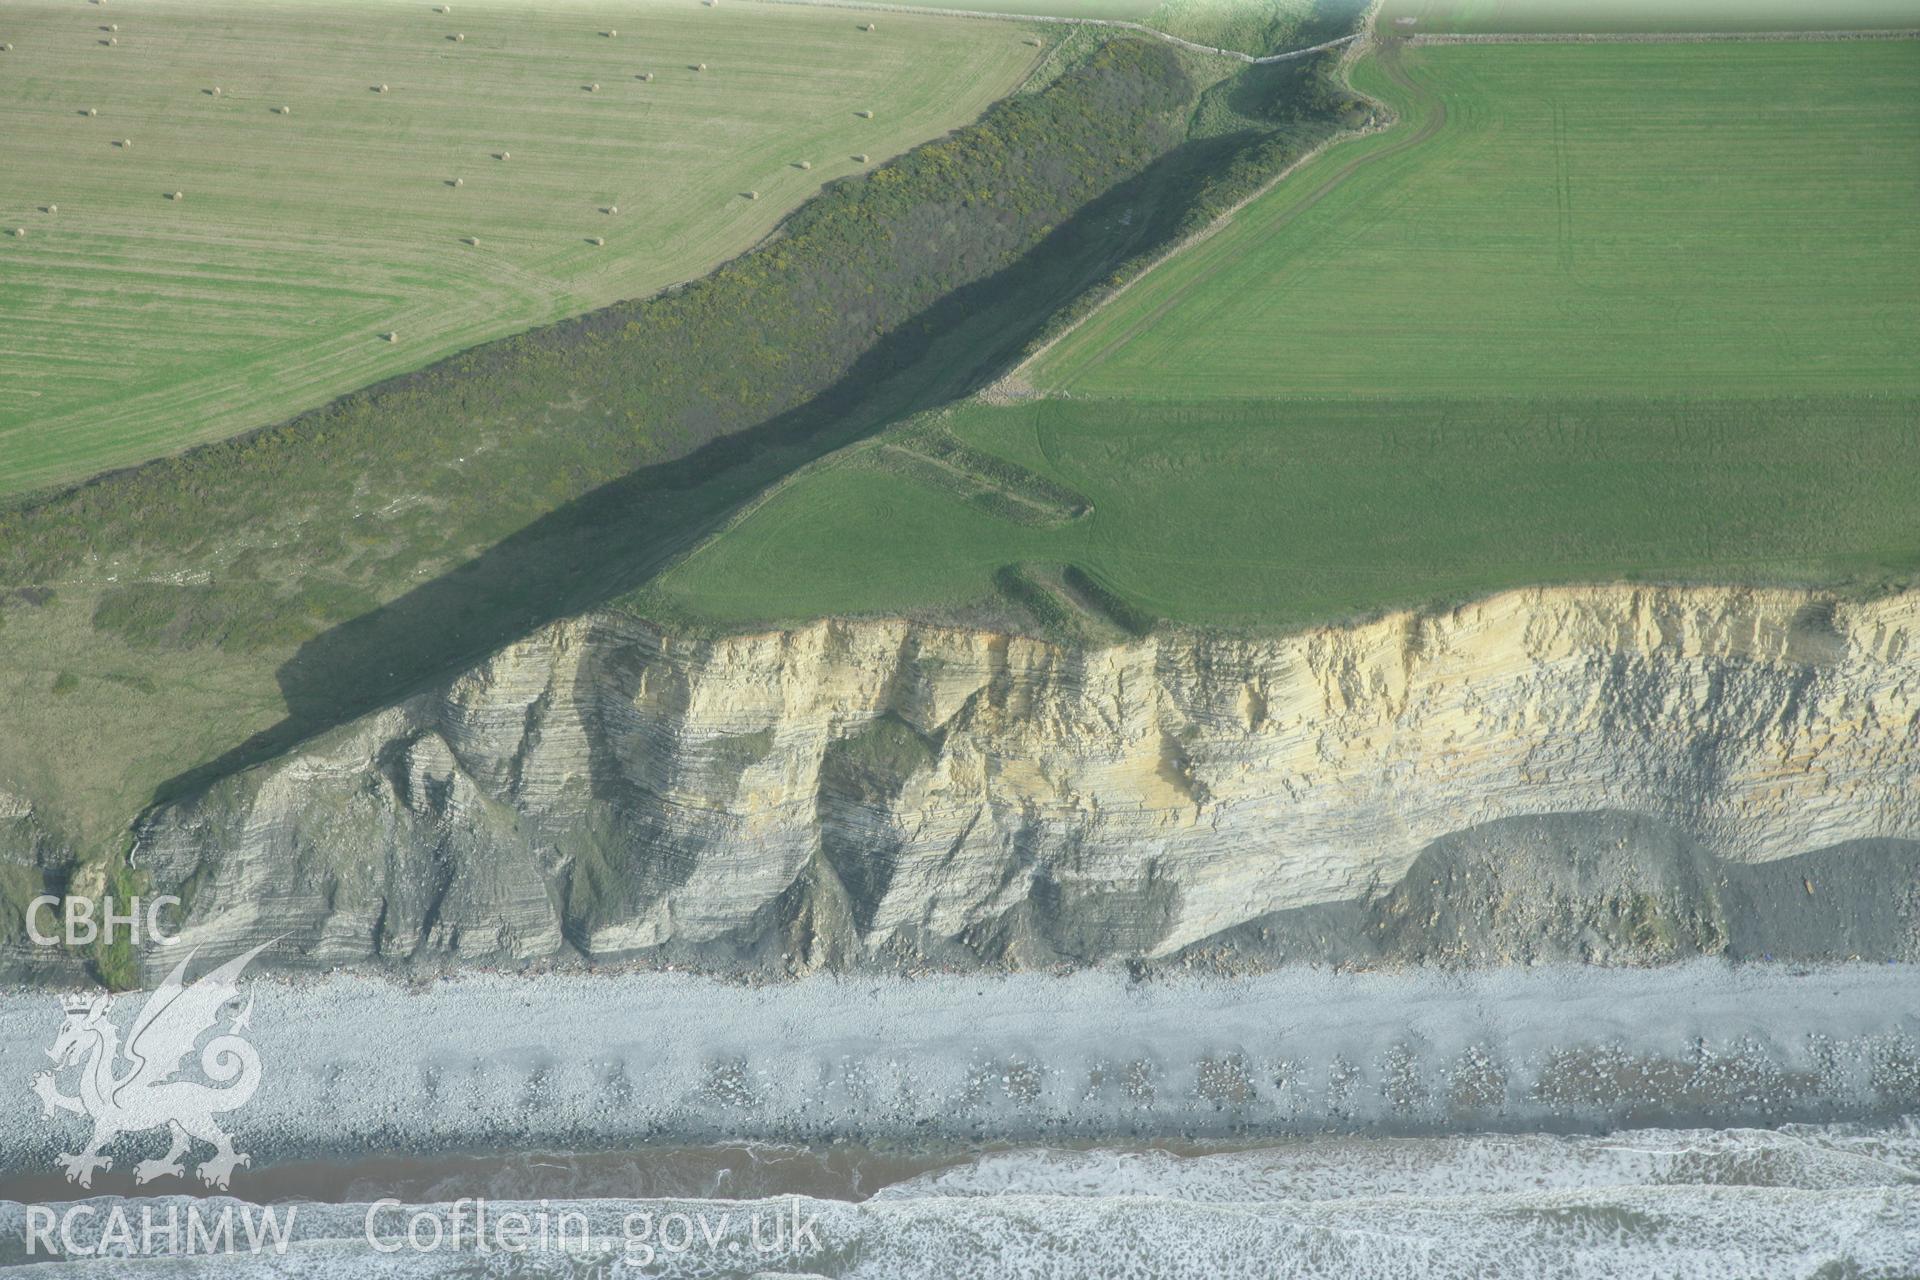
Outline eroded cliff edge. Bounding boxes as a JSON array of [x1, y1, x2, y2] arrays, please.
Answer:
[[87, 585, 1920, 977]]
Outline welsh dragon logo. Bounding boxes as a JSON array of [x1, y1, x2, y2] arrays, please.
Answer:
[[32, 942, 269, 1190]]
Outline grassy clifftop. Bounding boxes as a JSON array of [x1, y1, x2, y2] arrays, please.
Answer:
[[3, 34, 1348, 862], [652, 39, 1920, 637]]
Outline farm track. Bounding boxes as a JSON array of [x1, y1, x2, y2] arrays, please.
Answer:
[[759, 0, 1364, 64], [1054, 44, 1444, 382]]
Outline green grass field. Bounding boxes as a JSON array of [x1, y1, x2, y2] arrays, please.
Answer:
[[0, 0, 1038, 496], [1375, 0, 1920, 34], [652, 39, 1920, 629], [1038, 41, 1920, 396], [647, 394, 1920, 628]]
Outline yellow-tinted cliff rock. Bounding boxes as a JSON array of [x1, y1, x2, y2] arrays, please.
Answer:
[[131, 585, 1920, 972]]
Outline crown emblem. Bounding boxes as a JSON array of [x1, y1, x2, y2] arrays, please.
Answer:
[[60, 994, 97, 1014]]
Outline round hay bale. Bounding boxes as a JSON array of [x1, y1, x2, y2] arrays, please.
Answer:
[[604, 29, 616, 37], [105, 36, 117, 45], [383, 331, 399, 342], [10, 228, 24, 238], [796, 160, 811, 170], [864, 22, 876, 31], [746, 190, 758, 200], [857, 109, 873, 119], [588, 235, 604, 246], [853, 153, 868, 163], [607, 204, 618, 215], [498, 150, 510, 160], [639, 72, 653, 81], [211, 86, 222, 96], [1025, 36, 1042, 47], [587, 82, 599, 92], [376, 83, 389, 93], [86, 107, 98, 117], [169, 190, 183, 201], [463, 236, 480, 246], [452, 177, 463, 187], [108, 23, 119, 31], [434, 4, 449, 12], [118, 138, 132, 148], [47, 204, 58, 214], [1, 43, 13, 52], [694, 62, 706, 71], [452, 32, 465, 42], [275, 104, 290, 114]]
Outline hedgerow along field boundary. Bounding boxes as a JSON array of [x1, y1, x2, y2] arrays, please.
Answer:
[[0, 0, 1040, 496], [648, 37, 1920, 631]]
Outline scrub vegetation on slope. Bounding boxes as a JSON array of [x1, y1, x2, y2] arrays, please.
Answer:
[[0, 35, 1361, 868]]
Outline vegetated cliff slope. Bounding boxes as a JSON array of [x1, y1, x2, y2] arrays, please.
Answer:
[[0, 35, 1250, 854], [94, 584, 1919, 981]]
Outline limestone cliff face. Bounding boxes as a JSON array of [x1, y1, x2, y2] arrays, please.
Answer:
[[129, 586, 1920, 972]]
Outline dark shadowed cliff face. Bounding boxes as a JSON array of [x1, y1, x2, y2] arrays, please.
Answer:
[[58, 584, 1913, 983]]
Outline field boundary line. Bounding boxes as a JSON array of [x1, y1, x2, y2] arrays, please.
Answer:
[[749, 0, 1362, 64], [1406, 28, 1920, 45], [874, 442, 1086, 522], [989, 115, 1376, 391]]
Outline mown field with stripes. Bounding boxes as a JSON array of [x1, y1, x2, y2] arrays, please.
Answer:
[[0, 0, 1038, 495]]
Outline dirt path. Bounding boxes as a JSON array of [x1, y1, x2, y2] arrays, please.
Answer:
[[755, 0, 1363, 65]]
